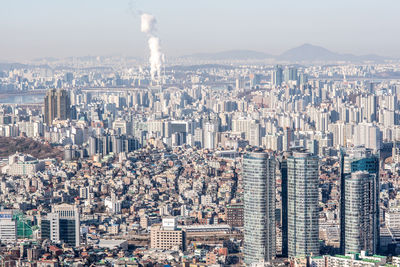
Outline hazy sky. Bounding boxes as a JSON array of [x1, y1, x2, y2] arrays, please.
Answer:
[[1, 0, 399, 61]]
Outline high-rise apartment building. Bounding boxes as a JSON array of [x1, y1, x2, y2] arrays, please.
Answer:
[[344, 171, 377, 254], [283, 127, 293, 151], [249, 73, 262, 88], [340, 146, 379, 254], [44, 88, 70, 125], [272, 65, 283, 86], [278, 155, 289, 257], [284, 67, 298, 83], [243, 152, 276, 265], [287, 151, 319, 257]]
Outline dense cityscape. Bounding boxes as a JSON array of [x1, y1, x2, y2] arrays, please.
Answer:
[[2, 1, 400, 267], [1, 56, 400, 267]]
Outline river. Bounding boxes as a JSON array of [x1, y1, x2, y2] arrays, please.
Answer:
[[0, 94, 45, 104]]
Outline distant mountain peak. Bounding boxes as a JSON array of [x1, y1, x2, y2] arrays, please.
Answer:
[[178, 44, 387, 62], [278, 44, 387, 62], [298, 43, 315, 48]]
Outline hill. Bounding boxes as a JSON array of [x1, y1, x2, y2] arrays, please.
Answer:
[[277, 43, 387, 62], [0, 137, 63, 159], [180, 44, 389, 62], [182, 50, 273, 60]]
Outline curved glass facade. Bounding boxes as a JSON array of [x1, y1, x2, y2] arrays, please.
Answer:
[[287, 152, 319, 257], [339, 147, 379, 254], [345, 171, 376, 254], [243, 152, 276, 265]]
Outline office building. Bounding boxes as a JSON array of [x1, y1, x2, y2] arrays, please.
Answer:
[[243, 152, 276, 265], [287, 151, 319, 257], [150, 217, 184, 251], [41, 212, 60, 243], [51, 204, 80, 247], [44, 88, 71, 125], [0, 210, 17, 243], [2, 153, 45, 176]]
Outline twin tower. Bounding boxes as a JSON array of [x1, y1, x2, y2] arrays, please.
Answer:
[[243, 147, 379, 265]]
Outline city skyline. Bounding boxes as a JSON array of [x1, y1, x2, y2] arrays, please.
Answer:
[[1, 55, 400, 265], [1, 0, 400, 61], [2, 1, 400, 266]]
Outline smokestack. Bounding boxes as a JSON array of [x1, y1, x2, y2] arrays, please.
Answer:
[[141, 13, 164, 83]]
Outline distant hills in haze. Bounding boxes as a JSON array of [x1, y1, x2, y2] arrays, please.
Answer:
[[278, 43, 387, 62], [0, 62, 28, 71], [0, 44, 392, 66], [182, 43, 390, 62], [181, 50, 273, 61]]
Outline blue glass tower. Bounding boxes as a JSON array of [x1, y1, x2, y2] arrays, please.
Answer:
[[243, 152, 276, 265], [340, 146, 379, 254]]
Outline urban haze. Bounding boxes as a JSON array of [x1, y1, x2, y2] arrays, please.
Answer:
[[0, 1, 400, 267]]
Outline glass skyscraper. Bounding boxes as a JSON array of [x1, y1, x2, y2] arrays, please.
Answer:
[[278, 156, 288, 257], [344, 171, 377, 254], [287, 151, 319, 257], [339, 146, 379, 254], [272, 65, 283, 86], [243, 152, 276, 265]]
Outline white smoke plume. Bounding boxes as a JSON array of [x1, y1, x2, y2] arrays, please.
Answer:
[[141, 13, 164, 81], [141, 13, 156, 34]]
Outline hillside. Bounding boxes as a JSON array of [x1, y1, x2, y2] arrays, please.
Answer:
[[0, 137, 63, 159], [277, 43, 387, 62]]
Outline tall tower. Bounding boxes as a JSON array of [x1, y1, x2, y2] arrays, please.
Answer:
[[278, 155, 288, 257], [367, 95, 377, 122], [340, 146, 379, 254], [271, 65, 283, 86], [284, 67, 298, 83], [344, 171, 377, 254], [287, 151, 319, 257], [44, 88, 70, 125], [283, 127, 293, 151], [243, 152, 276, 265]]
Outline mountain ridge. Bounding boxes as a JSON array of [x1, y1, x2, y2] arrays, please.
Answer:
[[181, 44, 390, 62], [181, 49, 273, 60], [0, 45, 392, 64]]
